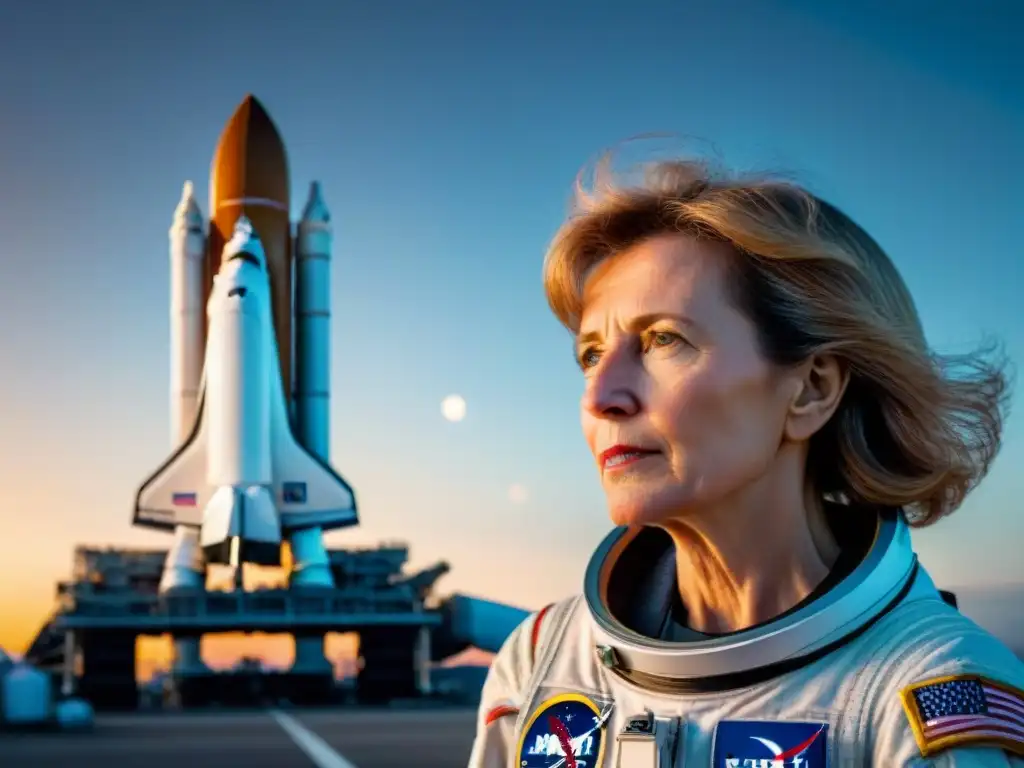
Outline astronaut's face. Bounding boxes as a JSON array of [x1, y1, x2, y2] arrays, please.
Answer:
[[578, 233, 797, 527]]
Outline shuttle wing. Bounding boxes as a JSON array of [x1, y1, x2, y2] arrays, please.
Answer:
[[134, 401, 209, 530], [272, 427, 358, 532], [135, 356, 358, 534]]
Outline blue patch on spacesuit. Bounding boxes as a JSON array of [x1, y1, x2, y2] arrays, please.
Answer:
[[516, 693, 610, 768], [712, 720, 829, 767]]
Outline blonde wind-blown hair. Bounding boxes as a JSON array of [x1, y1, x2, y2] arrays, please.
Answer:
[[543, 156, 1011, 526]]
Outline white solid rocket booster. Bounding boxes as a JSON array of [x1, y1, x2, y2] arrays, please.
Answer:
[[294, 181, 332, 461], [289, 182, 335, 588], [164, 181, 207, 675], [169, 181, 206, 445], [162, 182, 206, 594], [289, 182, 335, 673]]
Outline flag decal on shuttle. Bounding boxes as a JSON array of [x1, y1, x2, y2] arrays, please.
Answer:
[[282, 482, 307, 504], [172, 492, 197, 507]]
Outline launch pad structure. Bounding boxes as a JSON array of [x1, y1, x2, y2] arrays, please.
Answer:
[[22, 95, 528, 710], [25, 544, 494, 709]]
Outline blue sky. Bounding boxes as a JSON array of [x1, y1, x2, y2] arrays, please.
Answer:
[[0, 0, 1021, 653]]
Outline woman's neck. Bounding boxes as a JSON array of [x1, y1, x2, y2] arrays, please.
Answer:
[[660, 454, 840, 634]]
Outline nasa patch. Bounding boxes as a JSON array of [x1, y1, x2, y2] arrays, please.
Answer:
[[712, 720, 829, 767], [516, 693, 610, 768]]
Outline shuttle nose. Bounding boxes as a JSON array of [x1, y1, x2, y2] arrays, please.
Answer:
[[222, 215, 266, 270], [232, 215, 255, 241]]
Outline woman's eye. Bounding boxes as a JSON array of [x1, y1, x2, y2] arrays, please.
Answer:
[[578, 347, 601, 370], [653, 331, 676, 346], [646, 330, 682, 351]]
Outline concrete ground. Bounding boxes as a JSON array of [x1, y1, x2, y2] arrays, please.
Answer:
[[0, 707, 478, 768]]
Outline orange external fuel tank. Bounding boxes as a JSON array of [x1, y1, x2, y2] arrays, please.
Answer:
[[207, 95, 293, 402]]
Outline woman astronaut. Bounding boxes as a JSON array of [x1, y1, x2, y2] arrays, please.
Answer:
[[468, 157, 1024, 767]]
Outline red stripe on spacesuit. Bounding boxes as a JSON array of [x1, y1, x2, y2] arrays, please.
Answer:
[[530, 603, 554, 663], [485, 704, 519, 725]]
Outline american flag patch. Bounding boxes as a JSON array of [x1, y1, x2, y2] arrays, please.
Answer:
[[171, 492, 197, 507], [901, 674, 1024, 757]]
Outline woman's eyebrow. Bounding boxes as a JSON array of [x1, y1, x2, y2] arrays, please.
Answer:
[[576, 312, 699, 346]]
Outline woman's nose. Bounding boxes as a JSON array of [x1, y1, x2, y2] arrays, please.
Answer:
[[582, 359, 641, 419]]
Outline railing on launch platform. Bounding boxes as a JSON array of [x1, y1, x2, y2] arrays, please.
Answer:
[[160, 590, 422, 618], [55, 585, 439, 629]]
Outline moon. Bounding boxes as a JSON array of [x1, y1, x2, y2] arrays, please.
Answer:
[[507, 483, 529, 504], [441, 394, 467, 422]]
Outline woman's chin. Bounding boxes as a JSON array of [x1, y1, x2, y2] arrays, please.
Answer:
[[606, 491, 683, 527]]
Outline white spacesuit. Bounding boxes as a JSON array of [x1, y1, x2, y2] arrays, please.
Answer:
[[469, 510, 1024, 767]]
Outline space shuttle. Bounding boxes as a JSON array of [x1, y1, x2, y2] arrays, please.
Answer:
[[133, 95, 357, 584], [135, 216, 356, 567]]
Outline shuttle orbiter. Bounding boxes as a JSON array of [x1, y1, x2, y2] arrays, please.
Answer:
[[135, 217, 356, 567]]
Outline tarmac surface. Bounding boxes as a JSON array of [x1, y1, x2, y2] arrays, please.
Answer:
[[0, 707, 479, 768]]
